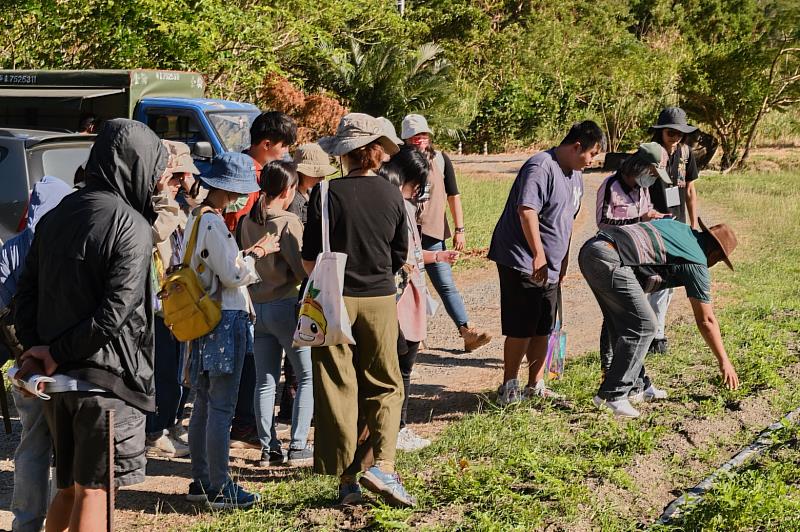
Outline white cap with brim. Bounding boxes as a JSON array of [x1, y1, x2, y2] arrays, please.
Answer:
[[318, 113, 399, 157], [401, 114, 433, 140]]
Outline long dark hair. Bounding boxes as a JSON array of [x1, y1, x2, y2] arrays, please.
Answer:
[[378, 146, 431, 199], [250, 160, 298, 224]]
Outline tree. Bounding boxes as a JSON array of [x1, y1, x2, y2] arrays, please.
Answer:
[[326, 38, 456, 134], [678, 0, 800, 170]]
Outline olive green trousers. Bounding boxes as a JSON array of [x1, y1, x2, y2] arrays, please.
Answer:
[[311, 294, 403, 476]]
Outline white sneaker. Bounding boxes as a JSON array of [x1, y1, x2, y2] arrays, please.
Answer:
[[396, 427, 431, 452], [593, 395, 641, 419], [629, 384, 668, 404], [498, 379, 522, 405], [147, 431, 190, 459], [524, 380, 566, 401], [169, 423, 189, 445]]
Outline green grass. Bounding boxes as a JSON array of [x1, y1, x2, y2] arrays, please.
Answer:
[[447, 174, 512, 270], [190, 170, 800, 531]]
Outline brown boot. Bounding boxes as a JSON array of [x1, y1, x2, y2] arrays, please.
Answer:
[[460, 326, 491, 352]]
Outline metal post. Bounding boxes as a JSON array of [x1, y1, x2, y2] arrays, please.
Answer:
[[106, 409, 115, 532], [0, 383, 12, 434]]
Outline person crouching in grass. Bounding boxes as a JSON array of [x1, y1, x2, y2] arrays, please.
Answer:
[[579, 218, 740, 419]]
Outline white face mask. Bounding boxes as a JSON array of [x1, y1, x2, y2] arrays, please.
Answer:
[[635, 171, 658, 189]]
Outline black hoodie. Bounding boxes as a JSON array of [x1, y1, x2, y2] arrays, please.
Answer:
[[15, 119, 167, 411]]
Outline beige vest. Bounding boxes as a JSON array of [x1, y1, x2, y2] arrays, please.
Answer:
[[417, 151, 451, 241]]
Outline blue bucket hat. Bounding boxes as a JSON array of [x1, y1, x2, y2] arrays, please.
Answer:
[[200, 152, 260, 194]]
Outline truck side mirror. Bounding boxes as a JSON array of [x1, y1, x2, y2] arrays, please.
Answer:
[[192, 141, 213, 160]]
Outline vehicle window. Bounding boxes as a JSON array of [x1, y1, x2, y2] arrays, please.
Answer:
[[207, 111, 260, 153], [38, 146, 93, 187], [0, 142, 30, 241], [146, 112, 208, 152]]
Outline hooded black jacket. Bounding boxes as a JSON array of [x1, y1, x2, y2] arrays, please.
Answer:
[[15, 119, 167, 411]]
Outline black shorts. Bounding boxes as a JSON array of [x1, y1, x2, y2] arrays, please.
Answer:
[[497, 263, 558, 338], [43, 392, 146, 489]]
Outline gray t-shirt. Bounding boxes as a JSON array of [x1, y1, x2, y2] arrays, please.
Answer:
[[488, 149, 583, 283]]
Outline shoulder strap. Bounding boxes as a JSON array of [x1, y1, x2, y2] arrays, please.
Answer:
[[181, 206, 214, 267], [320, 180, 331, 253]]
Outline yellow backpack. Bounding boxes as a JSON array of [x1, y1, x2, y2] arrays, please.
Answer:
[[158, 207, 222, 341]]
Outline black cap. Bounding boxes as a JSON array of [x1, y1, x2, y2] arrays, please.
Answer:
[[651, 107, 698, 134]]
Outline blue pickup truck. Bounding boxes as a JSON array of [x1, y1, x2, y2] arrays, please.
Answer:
[[0, 69, 261, 238], [0, 69, 261, 170]]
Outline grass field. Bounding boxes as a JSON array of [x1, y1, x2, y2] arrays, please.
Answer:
[[192, 170, 800, 531]]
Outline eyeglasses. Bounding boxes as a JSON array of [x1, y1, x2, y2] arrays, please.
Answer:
[[665, 129, 684, 138]]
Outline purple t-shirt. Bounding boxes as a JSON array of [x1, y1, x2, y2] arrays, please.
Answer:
[[488, 149, 583, 283]]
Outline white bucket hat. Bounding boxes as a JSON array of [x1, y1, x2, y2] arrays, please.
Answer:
[[401, 114, 433, 140]]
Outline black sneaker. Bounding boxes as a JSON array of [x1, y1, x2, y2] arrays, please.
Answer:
[[258, 448, 285, 467], [287, 446, 314, 467], [648, 338, 668, 355]]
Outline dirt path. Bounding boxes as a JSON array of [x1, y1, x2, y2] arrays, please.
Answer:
[[0, 164, 697, 531]]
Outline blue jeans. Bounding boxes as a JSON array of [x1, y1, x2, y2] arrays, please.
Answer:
[[253, 298, 313, 451], [11, 386, 52, 532], [579, 238, 657, 400], [422, 235, 469, 329], [188, 311, 250, 491]]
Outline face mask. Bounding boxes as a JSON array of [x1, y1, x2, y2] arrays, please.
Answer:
[[409, 137, 431, 151], [635, 171, 658, 189], [223, 193, 250, 213]]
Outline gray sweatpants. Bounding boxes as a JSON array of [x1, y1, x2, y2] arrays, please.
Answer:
[[579, 237, 657, 401]]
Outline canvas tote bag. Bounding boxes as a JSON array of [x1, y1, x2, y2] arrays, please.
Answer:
[[293, 180, 355, 347]]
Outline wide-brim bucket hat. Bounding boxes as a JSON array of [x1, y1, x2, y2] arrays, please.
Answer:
[[293, 143, 338, 177], [200, 152, 260, 194], [318, 113, 400, 157], [698, 217, 737, 270], [651, 107, 698, 134], [401, 113, 433, 140], [377, 117, 404, 146]]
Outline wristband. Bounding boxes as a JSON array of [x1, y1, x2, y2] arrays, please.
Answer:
[[454, 227, 466, 234], [434, 251, 440, 263]]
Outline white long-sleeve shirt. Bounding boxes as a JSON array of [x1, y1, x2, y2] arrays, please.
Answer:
[[184, 211, 259, 312]]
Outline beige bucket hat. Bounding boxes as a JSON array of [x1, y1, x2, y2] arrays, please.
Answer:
[[318, 113, 400, 157], [161, 139, 200, 175], [293, 143, 338, 177], [376, 117, 404, 146]]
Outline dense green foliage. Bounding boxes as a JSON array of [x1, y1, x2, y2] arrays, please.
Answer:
[[1, 0, 798, 161]]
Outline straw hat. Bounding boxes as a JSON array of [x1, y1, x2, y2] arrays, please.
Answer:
[[317, 113, 399, 157], [293, 143, 337, 177]]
